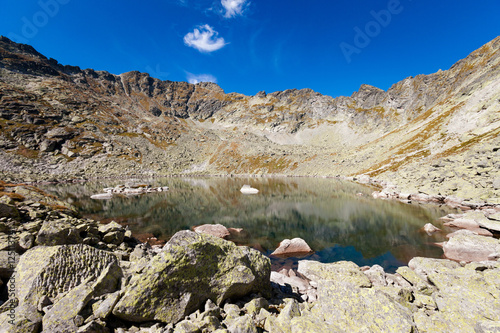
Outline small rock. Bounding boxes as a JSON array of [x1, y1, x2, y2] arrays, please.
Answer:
[[227, 227, 250, 242], [98, 221, 123, 234], [478, 218, 500, 232], [129, 243, 154, 262], [444, 218, 480, 229], [19, 231, 35, 250], [93, 291, 121, 320], [363, 265, 387, 287], [271, 238, 313, 257], [0, 203, 20, 220], [488, 213, 500, 221], [421, 223, 441, 235], [173, 319, 199, 333], [103, 230, 125, 245], [244, 297, 268, 316], [446, 228, 493, 238], [193, 224, 230, 239], [226, 314, 258, 333], [77, 319, 109, 333], [37, 295, 52, 312], [240, 185, 259, 194]]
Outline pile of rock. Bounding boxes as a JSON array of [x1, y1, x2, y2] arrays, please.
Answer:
[[2, 182, 500, 332], [267, 258, 500, 332], [0, 229, 273, 333], [357, 174, 500, 211], [437, 210, 500, 262], [91, 184, 169, 200]]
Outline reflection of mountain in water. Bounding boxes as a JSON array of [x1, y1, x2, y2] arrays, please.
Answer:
[[42, 177, 457, 269]]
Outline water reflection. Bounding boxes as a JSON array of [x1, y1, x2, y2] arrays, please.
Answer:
[[42, 177, 457, 272]]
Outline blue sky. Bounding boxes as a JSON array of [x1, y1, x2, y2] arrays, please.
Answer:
[[1, 0, 499, 97]]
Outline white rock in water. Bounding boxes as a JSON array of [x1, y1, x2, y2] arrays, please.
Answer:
[[422, 223, 441, 235], [90, 193, 113, 200], [240, 185, 259, 194]]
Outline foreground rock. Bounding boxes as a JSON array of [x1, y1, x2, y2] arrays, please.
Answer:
[[113, 230, 271, 324], [0, 244, 122, 332]]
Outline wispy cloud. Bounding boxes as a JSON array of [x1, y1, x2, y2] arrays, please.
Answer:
[[183, 24, 227, 53], [221, 0, 249, 18], [187, 73, 218, 84]]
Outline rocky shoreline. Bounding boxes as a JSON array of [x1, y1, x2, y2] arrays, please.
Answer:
[[0, 34, 500, 332], [0, 180, 499, 332]]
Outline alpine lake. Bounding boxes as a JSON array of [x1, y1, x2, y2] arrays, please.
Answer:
[[41, 177, 459, 273]]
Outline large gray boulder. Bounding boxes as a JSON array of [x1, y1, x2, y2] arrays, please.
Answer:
[[13, 244, 120, 305], [113, 230, 271, 324]]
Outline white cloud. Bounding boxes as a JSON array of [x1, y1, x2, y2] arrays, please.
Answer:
[[221, 0, 249, 18], [187, 73, 218, 84], [183, 25, 227, 53]]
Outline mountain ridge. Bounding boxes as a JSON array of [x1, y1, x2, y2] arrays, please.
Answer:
[[0, 35, 499, 202]]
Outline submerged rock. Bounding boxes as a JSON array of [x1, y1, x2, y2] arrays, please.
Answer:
[[113, 230, 271, 324]]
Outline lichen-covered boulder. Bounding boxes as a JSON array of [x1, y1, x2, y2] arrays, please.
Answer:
[[193, 224, 231, 239], [13, 244, 120, 305], [42, 263, 122, 333], [113, 230, 271, 324], [292, 280, 416, 332], [297, 260, 372, 288], [412, 264, 500, 332]]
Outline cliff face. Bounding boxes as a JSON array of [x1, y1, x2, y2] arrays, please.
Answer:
[[1, 36, 499, 201]]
